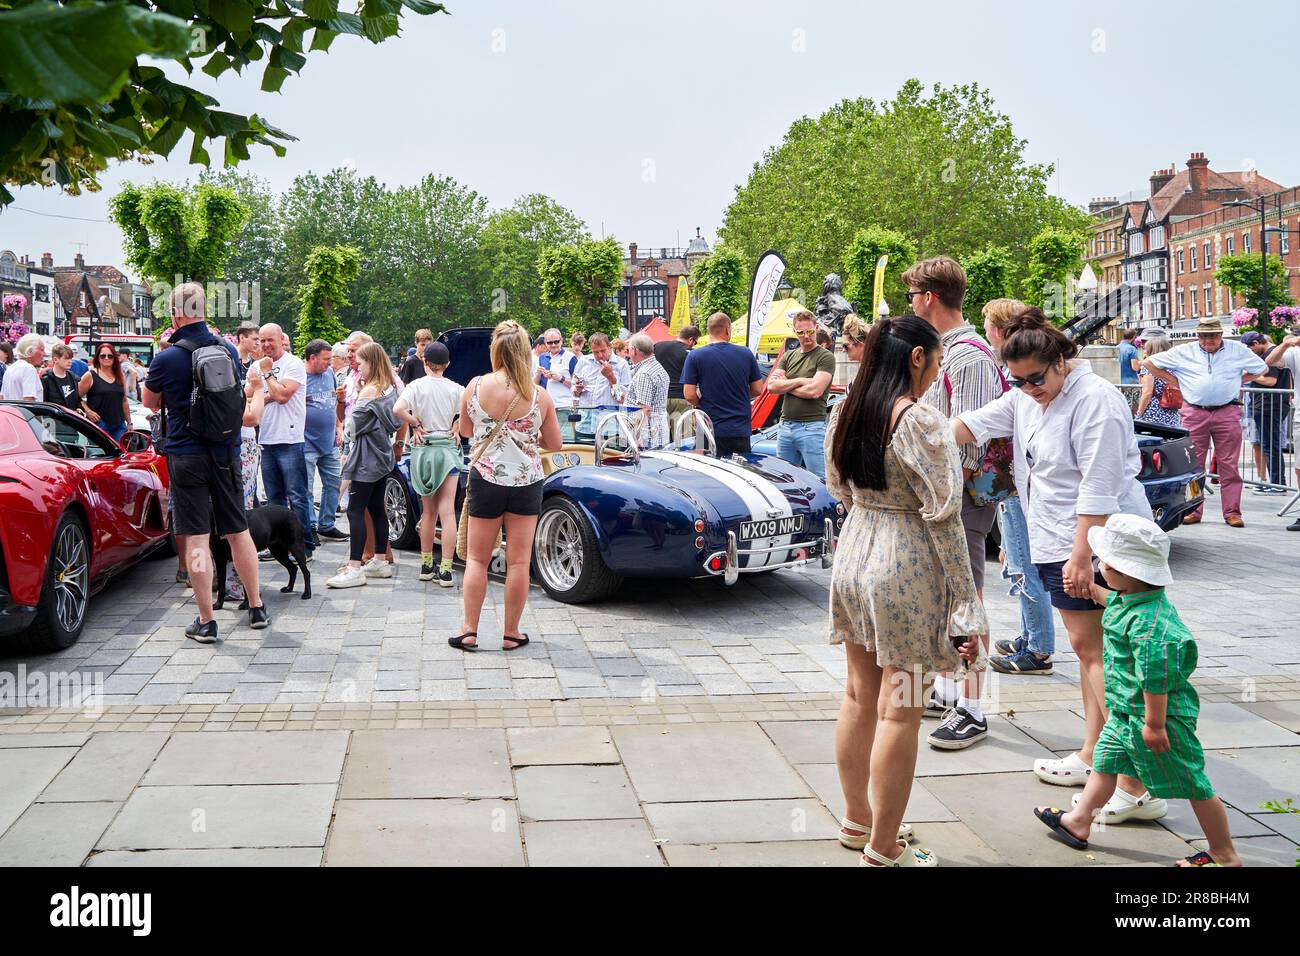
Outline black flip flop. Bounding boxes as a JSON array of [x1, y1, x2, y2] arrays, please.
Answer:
[[502, 633, 530, 651], [448, 631, 478, 652], [1034, 806, 1088, 850]]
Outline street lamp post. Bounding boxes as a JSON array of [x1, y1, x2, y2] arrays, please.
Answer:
[[1222, 195, 1278, 335]]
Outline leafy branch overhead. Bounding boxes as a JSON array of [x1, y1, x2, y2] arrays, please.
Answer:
[[0, 0, 448, 205]]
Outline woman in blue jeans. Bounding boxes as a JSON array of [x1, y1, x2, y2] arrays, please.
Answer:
[[980, 300, 1056, 674]]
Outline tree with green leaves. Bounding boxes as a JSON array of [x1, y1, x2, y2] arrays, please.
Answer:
[[1215, 254, 1293, 323], [480, 193, 589, 334], [1021, 228, 1085, 321], [691, 243, 747, 322], [961, 245, 1014, 329], [719, 80, 1092, 297], [538, 237, 623, 337], [841, 226, 917, 312], [0, 0, 446, 206], [108, 180, 249, 321], [294, 244, 359, 352]]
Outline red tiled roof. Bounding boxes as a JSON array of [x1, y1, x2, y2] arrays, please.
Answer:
[[1149, 168, 1285, 220]]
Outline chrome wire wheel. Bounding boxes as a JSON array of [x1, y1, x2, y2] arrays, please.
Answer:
[[536, 508, 583, 593], [384, 476, 408, 543], [52, 521, 89, 635]]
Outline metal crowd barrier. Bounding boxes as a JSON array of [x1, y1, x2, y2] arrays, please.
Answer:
[[1119, 382, 1299, 516]]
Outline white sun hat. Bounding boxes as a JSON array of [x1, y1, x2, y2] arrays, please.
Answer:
[[1086, 513, 1173, 587]]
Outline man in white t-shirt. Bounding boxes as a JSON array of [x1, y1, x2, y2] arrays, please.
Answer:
[[257, 323, 313, 556], [0, 334, 43, 401]]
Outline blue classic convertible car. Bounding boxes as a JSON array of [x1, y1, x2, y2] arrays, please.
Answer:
[[383, 329, 843, 603]]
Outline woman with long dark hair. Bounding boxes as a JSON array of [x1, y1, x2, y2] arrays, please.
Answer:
[[826, 314, 985, 868], [78, 342, 130, 443]]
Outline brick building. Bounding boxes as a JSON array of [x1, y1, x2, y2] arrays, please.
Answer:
[[1120, 153, 1282, 329], [45, 252, 152, 336], [617, 232, 710, 331], [1169, 184, 1300, 322]]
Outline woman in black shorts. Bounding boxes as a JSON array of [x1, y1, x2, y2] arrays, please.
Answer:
[[452, 320, 562, 651]]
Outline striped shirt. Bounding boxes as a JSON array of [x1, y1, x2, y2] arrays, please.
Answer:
[[1102, 589, 1199, 720], [921, 324, 1003, 473]]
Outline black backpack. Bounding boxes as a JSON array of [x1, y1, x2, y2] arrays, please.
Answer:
[[174, 337, 243, 443]]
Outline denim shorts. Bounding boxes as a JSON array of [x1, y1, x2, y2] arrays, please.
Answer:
[[1034, 560, 1104, 612]]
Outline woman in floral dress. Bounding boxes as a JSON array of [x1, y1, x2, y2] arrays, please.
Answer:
[[1134, 335, 1182, 427], [825, 315, 985, 868]]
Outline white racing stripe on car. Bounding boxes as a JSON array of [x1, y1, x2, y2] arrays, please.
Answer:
[[642, 451, 795, 569]]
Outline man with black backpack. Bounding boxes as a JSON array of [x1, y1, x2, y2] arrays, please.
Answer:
[[143, 283, 269, 642]]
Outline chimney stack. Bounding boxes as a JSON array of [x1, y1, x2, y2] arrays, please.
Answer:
[[1186, 152, 1210, 196], [629, 242, 638, 263], [74, 252, 85, 269], [1150, 167, 1175, 196], [41, 252, 53, 269]]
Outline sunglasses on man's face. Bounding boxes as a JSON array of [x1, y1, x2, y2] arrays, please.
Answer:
[[794, 329, 817, 337], [1008, 367, 1051, 389], [546, 340, 562, 346], [904, 289, 929, 303]]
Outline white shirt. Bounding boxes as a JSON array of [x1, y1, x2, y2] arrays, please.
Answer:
[[259, 352, 307, 445], [0, 361, 40, 401], [960, 363, 1151, 564], [538, 349, 578, 405], [572, 354, 631, 408], [1149, 339, 1267, 407], [395, 374, 464, 437]]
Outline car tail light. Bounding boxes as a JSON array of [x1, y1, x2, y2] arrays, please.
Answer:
[[794, 548, 807, 561], [694, 518, 705, 532], [1152, 451, 1164, 472], [695, 536, 705, 549], [708, 555, 726, 572]]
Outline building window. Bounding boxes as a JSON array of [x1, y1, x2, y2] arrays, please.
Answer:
[[635, 283, 665, 321], [1282, 225, 1292, 255], [1204, 285, 1212, 315], [1149, 225, 1165, 248], [1226, 235, 1235, 256], [34, 284, 49, 303], [1204, 241, 1212, 268], [1190, 286, 1197, 317], [1178, 290, 1185, 319], [1177, 249, 1185, 273], [79, 291, 85, 308], [1243, 232, 1251, 254], [1129, 233, 1144, 255], [616, 287, 628, 318], [1190, 245, 1197, 272]]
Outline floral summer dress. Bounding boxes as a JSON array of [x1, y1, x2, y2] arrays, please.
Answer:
[[1135, 369, 1182, 427], [468, 378, 544, 486], [825, 400, 987, 674]]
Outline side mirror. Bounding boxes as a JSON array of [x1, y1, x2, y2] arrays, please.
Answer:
[[119, 430, 153, 454]]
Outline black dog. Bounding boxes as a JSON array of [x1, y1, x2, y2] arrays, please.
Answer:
[[212, 505, 312, 609]]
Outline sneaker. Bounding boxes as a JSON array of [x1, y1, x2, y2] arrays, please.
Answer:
[[923, 689, 957, 720], [185, 617, 218, 644], [176, 570, 191, 588], [419, 559, 436, 581], [362, 558, 394, 579], [1071, 789, 1168, 823], [927, 707, 988, 750], [327, 565, 368, 588], [248, 604, 270, 630], [1288, 518, 1300, 531], [989, 649, 1054, 675], [993, 636, 1027, 657], [436, 567, 454, 588], [312, 531, 322, 548], [318, 527, 349, 542], [258, 548, 274, 562]]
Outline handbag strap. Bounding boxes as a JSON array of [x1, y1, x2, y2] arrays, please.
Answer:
[[468, 382, 521, 467]]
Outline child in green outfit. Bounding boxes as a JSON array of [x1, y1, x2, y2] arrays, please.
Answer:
[[1033, 513, 1241, 867]]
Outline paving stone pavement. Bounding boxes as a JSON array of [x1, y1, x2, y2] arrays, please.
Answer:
[[0, 494, 1295, 865]]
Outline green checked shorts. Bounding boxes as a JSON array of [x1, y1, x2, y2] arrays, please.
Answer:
[[1093, 712, 1214, 801]]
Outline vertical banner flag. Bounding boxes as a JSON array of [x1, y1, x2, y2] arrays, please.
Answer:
[[745, 250, 787, 354], [669, 276, 691, 334], [872, 255, 888, 318]]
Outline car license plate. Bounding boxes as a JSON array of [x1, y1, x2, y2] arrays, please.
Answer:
[[739, 515, 805, 540], [1188, 479, 1201, 497]]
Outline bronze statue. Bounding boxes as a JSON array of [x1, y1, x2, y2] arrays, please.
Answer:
[[814, 273, 853, 336]]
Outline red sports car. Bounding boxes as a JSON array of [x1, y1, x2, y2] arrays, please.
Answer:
[[0, 401, 171, 652]]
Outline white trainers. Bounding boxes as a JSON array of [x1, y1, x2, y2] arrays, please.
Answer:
[[326, 565, 367, 589], [1071, 789, 1168, 823], [362, 558, 394, 579]]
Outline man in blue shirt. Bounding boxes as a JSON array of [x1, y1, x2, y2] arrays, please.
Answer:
[[681, 312, 765, 456], [1118, 328, 1140, 385], [143, 283, 269, 641], [1144, 316, 1273, 528], [303, 339, 347, 543]]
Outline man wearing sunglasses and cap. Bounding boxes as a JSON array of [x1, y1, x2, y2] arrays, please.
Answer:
[[765, 307, 836, 479], [1142, 316, 1275, 527]]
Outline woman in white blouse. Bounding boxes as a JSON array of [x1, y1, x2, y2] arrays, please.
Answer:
[[954, 309, 1162, 822]]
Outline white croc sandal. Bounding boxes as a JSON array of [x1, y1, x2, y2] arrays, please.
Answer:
[[860, 840, 939, 867], [838, 817, 915, 850], [1071, 789, 1168, 824], [1033, 752, 1093, 787]]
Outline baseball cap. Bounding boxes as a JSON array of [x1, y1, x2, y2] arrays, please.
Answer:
[[1086, 513, 1173, 587], [423, 341, 450, 366], [1240, 331, 1268, 347]]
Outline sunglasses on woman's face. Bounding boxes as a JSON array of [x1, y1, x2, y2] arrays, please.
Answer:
[[98, 352, 113, 359], [1008, 367, 1051, 389]]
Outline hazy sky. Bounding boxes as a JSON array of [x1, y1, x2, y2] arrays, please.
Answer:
[[5, 0, 1299, 270]]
